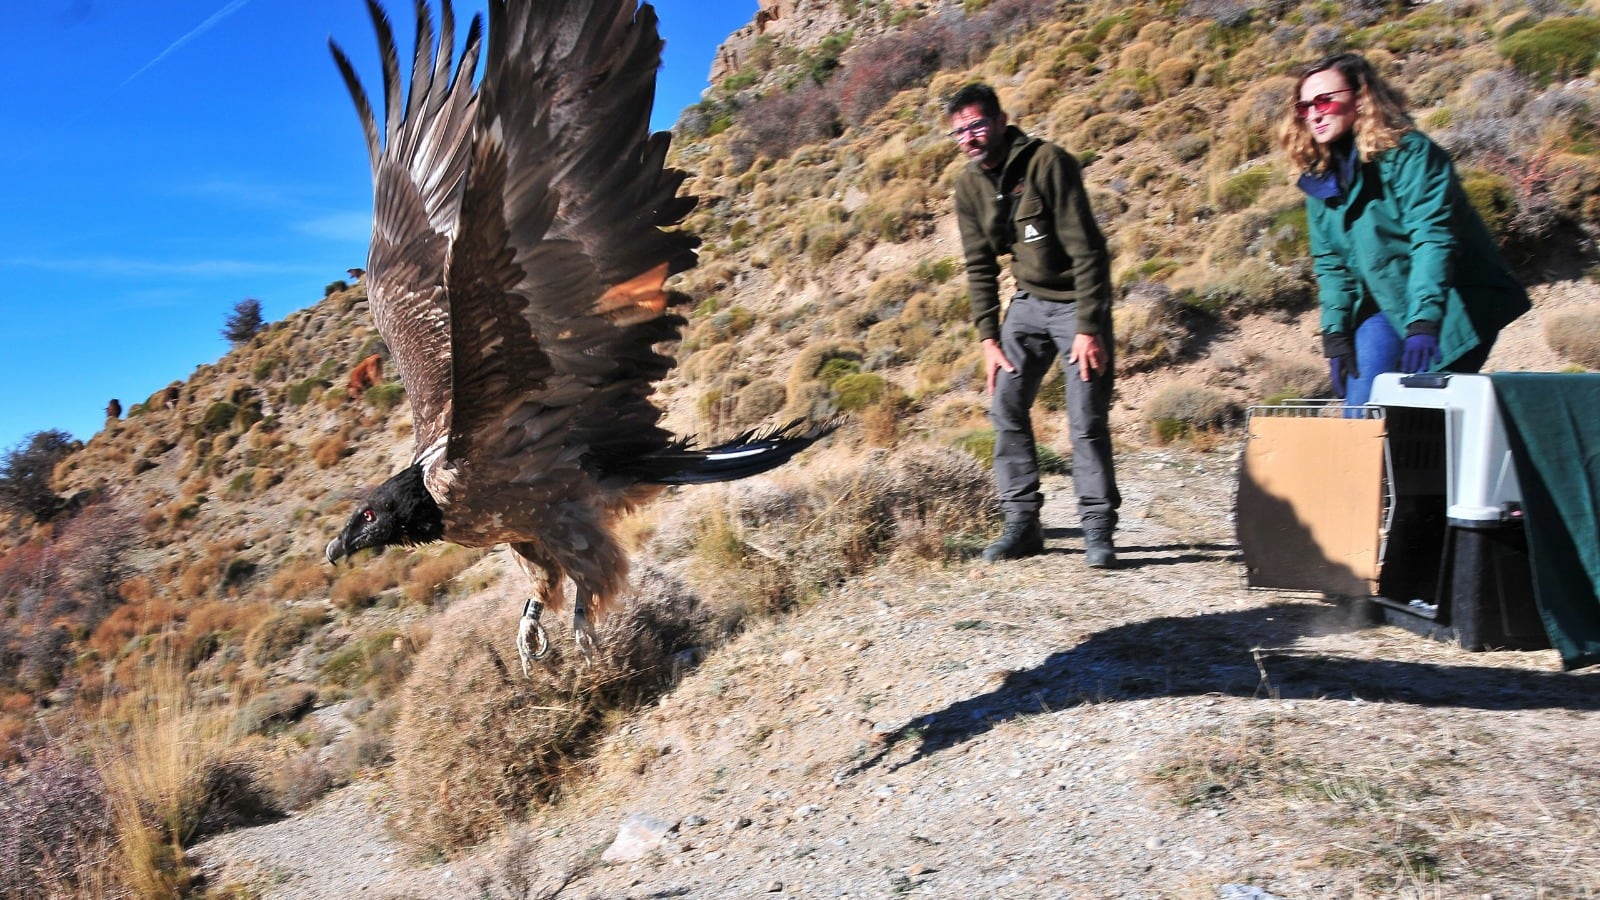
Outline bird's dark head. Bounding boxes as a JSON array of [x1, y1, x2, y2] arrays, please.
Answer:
[[326, 464, 444, 564]]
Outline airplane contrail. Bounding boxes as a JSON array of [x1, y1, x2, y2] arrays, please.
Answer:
[[118, 0, 253, 89]]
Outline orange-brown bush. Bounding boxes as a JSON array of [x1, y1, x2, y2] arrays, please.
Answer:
[[402, 547, 484, 606], [311, 428, 351, 469], [88, 597, 184, 660], [389, 569, 710, 856], [267, 558, 334, 601], [330, 566, 394, 612]]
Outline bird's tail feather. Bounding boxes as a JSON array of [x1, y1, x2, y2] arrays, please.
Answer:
[[632, 419, 837, 485]]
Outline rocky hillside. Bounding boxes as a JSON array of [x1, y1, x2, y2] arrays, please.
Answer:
[[3, 0, 1600, 896]]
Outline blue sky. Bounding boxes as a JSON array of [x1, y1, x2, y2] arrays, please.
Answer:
[[0, 0, 754, 453]]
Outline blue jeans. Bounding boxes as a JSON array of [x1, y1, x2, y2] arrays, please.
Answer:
[[1343, 313, 1497, 406], [1345, 313, 1403, 407]]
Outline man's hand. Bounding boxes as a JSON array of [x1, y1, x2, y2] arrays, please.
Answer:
[[1068, 333, 1107, 382], [982, 339, 1015, 394]]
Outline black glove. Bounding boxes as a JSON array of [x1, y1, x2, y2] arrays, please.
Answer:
[[1322, 330, 1357, 400]]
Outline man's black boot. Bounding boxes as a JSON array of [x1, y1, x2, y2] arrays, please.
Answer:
[[1084, 527, 1117, 569], [983, 519, 1044, 562]]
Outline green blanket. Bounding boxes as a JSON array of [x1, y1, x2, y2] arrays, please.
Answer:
[[1490, 373, 1600, 669]]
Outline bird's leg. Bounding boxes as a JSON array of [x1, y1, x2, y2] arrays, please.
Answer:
[[517, 597, 550, 677], [572, 588, 598, 664]]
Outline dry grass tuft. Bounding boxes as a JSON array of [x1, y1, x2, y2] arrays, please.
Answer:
[[95, 656, 276, 896], [656, 445, 997, 626], [1544, 307, 1600, 369], [1114, 282, 1188, 373], [244, 605, 330, 666], [1145, 383, 1241, 445], [389, 569, 709, 856], [402, 546, 486, 606]]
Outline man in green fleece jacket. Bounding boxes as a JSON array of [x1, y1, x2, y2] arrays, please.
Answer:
[[948, 83, 1121, 567]]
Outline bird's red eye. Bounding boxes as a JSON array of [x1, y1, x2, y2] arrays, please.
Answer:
[[361, 509, 375, 523]]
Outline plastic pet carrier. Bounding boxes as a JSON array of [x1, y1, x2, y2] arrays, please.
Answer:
[[1237, 372, 1545, 651]]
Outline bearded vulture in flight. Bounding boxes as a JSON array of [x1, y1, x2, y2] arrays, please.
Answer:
[[324, 0, 830, 671]]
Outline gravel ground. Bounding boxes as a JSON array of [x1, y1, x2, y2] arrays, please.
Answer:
[[193, 438, 1600, 899]]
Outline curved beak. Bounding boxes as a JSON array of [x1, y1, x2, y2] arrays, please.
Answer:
[[325, 537, 347, 565]]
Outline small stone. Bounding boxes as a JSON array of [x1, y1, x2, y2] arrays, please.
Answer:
[[1145, 836, 1166, 850], [600, 813, 675, 863], [682, 814, 707, 828], [780, 649, 805, 666], [765, 881, 784, 892]]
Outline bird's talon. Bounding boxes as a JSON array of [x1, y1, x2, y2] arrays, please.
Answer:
[[517, 599, 550, 677]]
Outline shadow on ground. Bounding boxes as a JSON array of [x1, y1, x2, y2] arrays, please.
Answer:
[[1038, 530, 1239, 568], [846, 600, 1600, 777]]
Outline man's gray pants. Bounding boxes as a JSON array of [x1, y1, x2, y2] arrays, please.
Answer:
[[991, 292, 1121, 532]]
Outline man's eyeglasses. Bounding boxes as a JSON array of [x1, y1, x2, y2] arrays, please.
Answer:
[[1294, 89, 1354, 119], [948, 118, 992, 140]]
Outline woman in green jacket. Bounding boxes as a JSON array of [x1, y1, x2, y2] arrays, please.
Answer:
[[1278, 53, 1529, 405]]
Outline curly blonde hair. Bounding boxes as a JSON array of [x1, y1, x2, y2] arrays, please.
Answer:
[[1277, 53, 1414, 177]]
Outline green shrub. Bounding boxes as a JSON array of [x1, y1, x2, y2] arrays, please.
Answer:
[[287, 378, 328, 406], [818, 357, 863, 384], [1217, 167, 1274, 212], [834, 373, 889, 411], [952, 429, 995, 467], [320, 630, 409, 691], [949, 428, 1066, 472], [324, 280, 350, 296], [1498, 17, 1600, 85], [1460, 169, 1516, 242], [198, 402, 238, 435], [364, 382, 406, 413], [1268, 205, 1310, 261], [914, 257, 959, 284], [252, 357, 281, 380]]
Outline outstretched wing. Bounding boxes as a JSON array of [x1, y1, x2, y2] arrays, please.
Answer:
[[442, 0, 699, 484], [330, 0, 484, 457]]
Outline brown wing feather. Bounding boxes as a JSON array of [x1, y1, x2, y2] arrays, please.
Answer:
[[331, 0, 483, 457], [442, 0, 698, 475]]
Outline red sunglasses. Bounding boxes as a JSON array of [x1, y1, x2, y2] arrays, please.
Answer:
[[1295, 88, 1355, 118]]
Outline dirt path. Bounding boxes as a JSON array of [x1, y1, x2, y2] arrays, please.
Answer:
[[193, 446, 1600, 898]]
